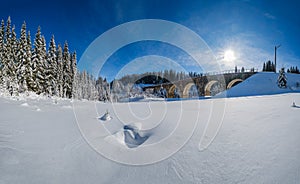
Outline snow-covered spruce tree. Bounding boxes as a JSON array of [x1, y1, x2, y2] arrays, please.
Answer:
[[101, 78, 109, 101], [4, 19, 19, 95], [45, 35, 57, 96], [81, 71, 91, 100], [111, 79, 125, 101], [96, 77, 108, 101], [1, 17, 11, 90], [31, 26, 46, 94], [40, 36, 47, 93], [89, 74, 98, 100], [86, 73, 92, 100], [17, 21, 29, 93], [277, 67, 287, 88], [0, 19, 5, 89], [9, 25, 19, 96], [77, 71, 84, 99], [71, 51, 77, 98], [62, 41, 72, 98], [103, 78, 111, 102], [0, 17, 87, 99], [11, 25, 19, 80], [79, 71, 97, 100], [72, 70, 81, 99], [80, 70, 89, 99], [26, 31, 36, 92], [56, 44, 64, 97]]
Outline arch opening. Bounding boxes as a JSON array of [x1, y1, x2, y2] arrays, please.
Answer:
[[168, 85, 181, 98], [227, 79, 243, 89], [183, 82, 198, 98], [205, 80, 225, 96]]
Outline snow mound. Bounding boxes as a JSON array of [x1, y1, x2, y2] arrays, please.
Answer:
[[105, 123, 150, 148], [124, 129, 149, 148], [291, 102, 300, 108], [123, 123, 142, 132], [217, 72, 300, 98], [123, 123, 149, 148], [99, 111, 112, 121], [20, 103, 29, 107]]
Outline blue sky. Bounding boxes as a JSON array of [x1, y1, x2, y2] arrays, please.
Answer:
[[1, 0, 299, 81]]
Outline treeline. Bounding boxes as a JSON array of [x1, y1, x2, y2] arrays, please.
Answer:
[[0, 17, 75, 97], [234, 66, 256, 73], [0, 17, 191, 101], [262, 60, 275, 72], [117, 70, 190, 85], [287, 66, 300, 74], [0, 17, 112, 100], [262, 60, 299, 74]]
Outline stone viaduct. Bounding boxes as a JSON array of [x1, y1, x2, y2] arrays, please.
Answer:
[[142, 72, 257, 98]]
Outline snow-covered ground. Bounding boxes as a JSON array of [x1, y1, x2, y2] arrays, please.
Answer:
[[1, 72, 300, 183], [218, 72, 300, 97]]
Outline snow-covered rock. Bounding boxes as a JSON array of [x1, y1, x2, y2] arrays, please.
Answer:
[[99, 110, 112, 121]]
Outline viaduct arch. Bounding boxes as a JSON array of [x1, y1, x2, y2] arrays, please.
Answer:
[[227, 79, 243, 89]]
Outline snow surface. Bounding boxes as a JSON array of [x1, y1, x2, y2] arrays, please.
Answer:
[[218, 72, 300, 97], [1, 73, 300, 183]]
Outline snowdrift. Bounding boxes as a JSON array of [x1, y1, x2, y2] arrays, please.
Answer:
[[1, 93, 300, 183], [105, 123, 150, 148], [218, 72, 300, 98], [1, 72, 300, 183]]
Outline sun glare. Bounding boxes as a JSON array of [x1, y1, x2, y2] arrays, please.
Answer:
[[224, 50, 236, 61]]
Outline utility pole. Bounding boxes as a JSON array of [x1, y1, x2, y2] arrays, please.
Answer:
[[274, 44, 281, 73]]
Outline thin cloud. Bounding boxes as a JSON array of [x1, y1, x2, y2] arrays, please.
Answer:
[[264, 13, 276, 20]]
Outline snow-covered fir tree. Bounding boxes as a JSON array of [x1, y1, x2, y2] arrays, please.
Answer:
[[71, 52, 78, 98], [31, 26, 46, 94], [278, 67, 287, 88], [86, 73, 93, 100], [89, 74, 98, 100], [62, 41, 72, 98], [81, 70, 88, 99], [45, 35, 57, 96], [40, 36, 47, 93], [96, 77, 110, 101], [72, 70, 81, 99], [26, 31, 35, 92], [3, 17, 19, 95], [17, 21, 29, 93], [111, 79, 125, 101], [1, 17, 12, 90], [56, 44, 64, 97], [70, 51, 77, 98], [0, 16, 117, 101], [10, 25, 19, 95], [0, 19, 5, 89]]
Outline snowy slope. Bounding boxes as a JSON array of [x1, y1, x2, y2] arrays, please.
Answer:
[[1, 73, 300, 183], [218, 72, 300, 97]]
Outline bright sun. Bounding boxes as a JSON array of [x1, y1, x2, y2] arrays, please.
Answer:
[[224, 50, 236, 61]]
